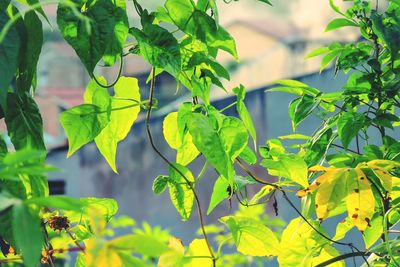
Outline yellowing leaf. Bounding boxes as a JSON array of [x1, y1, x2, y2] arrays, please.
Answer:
[[297, 167, 334, 197], [249, 185, 274, 204], [158, 237, 185, 267], [186, 239, 213, 267], [220, 216, 280, 256], [315, 169, 348, 221], [346, 168, 375, 232], [94, 77, 141, 172], [168, 164, 195, 220], [278, 217, 339, 267], [163, 112, 200, 166]]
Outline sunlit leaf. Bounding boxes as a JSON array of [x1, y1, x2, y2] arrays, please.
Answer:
[[186, 239, 213, 267], [207, 176, 229, 215], [346, 168, 375, 232], [93, 77, 141, 172], [168, 163, 195, 220], [60, 104, 109, 157], [220, 216, 280, 256], [337, 112, 365, 149]]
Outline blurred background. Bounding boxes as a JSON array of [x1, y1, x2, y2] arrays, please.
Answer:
[[1, 0, 364, 259]]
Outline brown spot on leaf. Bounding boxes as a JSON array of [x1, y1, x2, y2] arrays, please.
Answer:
[[365, 218, 371, 227], [316, 182, 321, 186], [352, 213, 359, 219], [354, 189, 359, 193]]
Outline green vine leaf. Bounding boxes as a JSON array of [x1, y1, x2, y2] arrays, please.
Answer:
[[60, 104, 109, 157], [12, 204, 43, 267], [168, 163, 195, 221], [187, 113, 233, 183], [57, 0, 128, 74], [0, 11, 20, 109], [93, 77, 141, 172], [261, 154, 308, 187], [153, 175, 169, 195], [16, 11, 43, 93], [233, 85, 257, 148], [337, 112, 365, 149], [207, 176, 229, 215], [163, 111, 200, 166], [220, 216, 281, 256], [5, 92, 45, 151]]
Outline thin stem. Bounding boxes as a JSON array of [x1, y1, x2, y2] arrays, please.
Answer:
[[92, 54, 124, 88], [235, 159, 278, 188], [145, 69, 216, 266], [280, 190, 370, 266], [196, 161, 209, 182], [331, 143, 361, 155], [315, 251, 371, 267], [219, 101, 237, 113], [66, 229, 85, 253]]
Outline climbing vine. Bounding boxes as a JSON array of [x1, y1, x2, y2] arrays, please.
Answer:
[[0, 0, 400, 266]]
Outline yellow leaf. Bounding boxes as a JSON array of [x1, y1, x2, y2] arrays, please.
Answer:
[[366, 161, 397, 192], [346, 168, 375, 232], [94, 77, 141, 173], [297, 169, 335, 197], [158, 237, 185, 267], [315, 169, 348, 221], [163, 112, 199, 166], [186, 239, 213, 267]]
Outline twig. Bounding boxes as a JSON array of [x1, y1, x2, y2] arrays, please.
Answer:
[[315, 251, 371, 267]]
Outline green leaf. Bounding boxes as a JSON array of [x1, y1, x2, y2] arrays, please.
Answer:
[[261, 154, 309, 187], [320, 50, 341, 72], [26, 195, 86, 211], [60, 104, 109, 157], [258, 0, 272, 5], [289, 94, 320, 131], [268, 80, 320, 96], [305, 47, 329, 59], [57, 0, 127, 74], [102, 0, 128, 66], [109, 234, 169, 257], [325, 18, 358, 32], [238, 146, 257, 165], [80, 197, 118, 222], [5, 92, 45, 150], [187, 113, 233, 182], [153, 175, 169, 195], [233, 85, 257, 147], [278, 217, 343, 267], [75, 253, 87, 267], [93, 77, 141, 172], [163, 111, 200, 166], [0, 11, 20, 109], [333, 217, 354, 241], [219, 116, 248, 161], [363, 214, 383, 248], [0, 192, 20, 212], [130, 18, 180, 76], [0, 134, 7, 160], [337, 112, 365, 149], [12, 204, 43, 267], [168, 163, 195, 221], [220, 216, 281, 256], [207, 176, 229, 215], [16, 11, 43, 93], [249, 185, 274, 204]]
